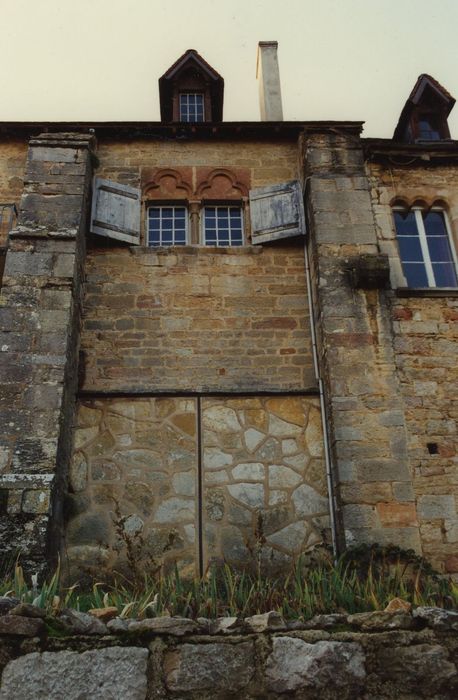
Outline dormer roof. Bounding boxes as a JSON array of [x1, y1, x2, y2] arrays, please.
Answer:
[[393, 73, 455, 142], [158, 49, 224, 122]]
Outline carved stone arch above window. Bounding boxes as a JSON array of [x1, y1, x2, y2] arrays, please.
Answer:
[[142, 168, 193, 201], [196, 168, 250, 200]]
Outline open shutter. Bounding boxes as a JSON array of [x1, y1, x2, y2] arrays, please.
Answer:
[[90, 178, 141, 245], [249, 180, 306, 245]]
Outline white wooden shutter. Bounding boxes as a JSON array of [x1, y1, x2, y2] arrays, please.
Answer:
[[90, 178, 141, 245], [249, 180, 306, 245]]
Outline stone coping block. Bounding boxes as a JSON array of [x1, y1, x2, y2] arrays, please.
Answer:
[[0, 647, 148, 700]]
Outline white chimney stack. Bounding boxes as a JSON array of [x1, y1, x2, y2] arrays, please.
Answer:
[[256, 41, 283, 121]]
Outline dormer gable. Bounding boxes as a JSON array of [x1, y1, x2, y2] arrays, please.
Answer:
[[159, 49, 224, 123], [393, 73, 455, 143]]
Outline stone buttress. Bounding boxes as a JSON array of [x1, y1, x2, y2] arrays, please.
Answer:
[[0, 133, 94, 573]]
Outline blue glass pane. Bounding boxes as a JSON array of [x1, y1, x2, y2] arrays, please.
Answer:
[[175, 232, 186, 244], [149, 209, 160, 219], [432, 263, 458, 287], [423, 211, 447, 236], [394, 211, 417, 236], [162, 208, 173, 217], [418, 120, 441, 140], [398, 237, 423, 262], [427, 236, 453, 262], [402, 263, 428, 287], [162, 220, 173, 230]]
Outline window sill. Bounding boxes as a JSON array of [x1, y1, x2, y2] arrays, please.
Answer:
[[395, 287, 458, 298]]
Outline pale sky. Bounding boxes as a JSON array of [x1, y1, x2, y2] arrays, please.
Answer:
[[1, 0, 457, 138]]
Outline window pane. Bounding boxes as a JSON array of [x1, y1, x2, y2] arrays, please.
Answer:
[[432, 263, 458, 287], [179, 93, 204, 122], [397, 237, 423, 263], [402, 263, 429, 287], [147, 206, 187, 246], [203, 206, 243, 246], [394, 211, 417, 236], [418, 119, 441, 141], [427, 236, 454, 262], [423, 211, 448, 236]]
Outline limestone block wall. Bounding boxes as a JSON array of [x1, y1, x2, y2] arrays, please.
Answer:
[[65, 396, 328, 577], [367, 161, 458, 574], [0, 133, 94, 573], [80, 137, 314, 393], [0, 138, 27, 246], [95, 138, 298, 190], [80, 245, 314, 393], [304, 132, 420, 554]]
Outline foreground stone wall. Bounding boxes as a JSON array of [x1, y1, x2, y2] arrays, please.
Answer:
[[65, 396, 328, 577], [0, 608, 457, 699], [367, 161, 458, 575]]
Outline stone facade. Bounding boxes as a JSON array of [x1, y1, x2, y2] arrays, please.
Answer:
[[366, 160, 458, 573], [304, 132, 422, 555], [0, 133, 94, 572], [81, 244, 314, 393], [0, 138, 27, 247], [0, 108, 456, 576]]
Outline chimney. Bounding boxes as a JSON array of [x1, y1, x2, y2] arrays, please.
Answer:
[[256, 41, 283, 121]]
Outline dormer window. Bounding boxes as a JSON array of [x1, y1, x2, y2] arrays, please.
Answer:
[[393, 74, 455, 143], [159, 49, 224, 123], [179, 93, 205, 122]]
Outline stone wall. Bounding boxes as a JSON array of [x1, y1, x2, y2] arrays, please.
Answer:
[[0, 608, 457, 699], [367, 161, 458, 574], [303, 132, 420, 554], [81, 137, 314, 393], [65, 395, 328, 577], [0, 137, 27, 247], [0, 133, 94, 573], [95, 138, 298, 190], [81, 245, 314, 392]]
